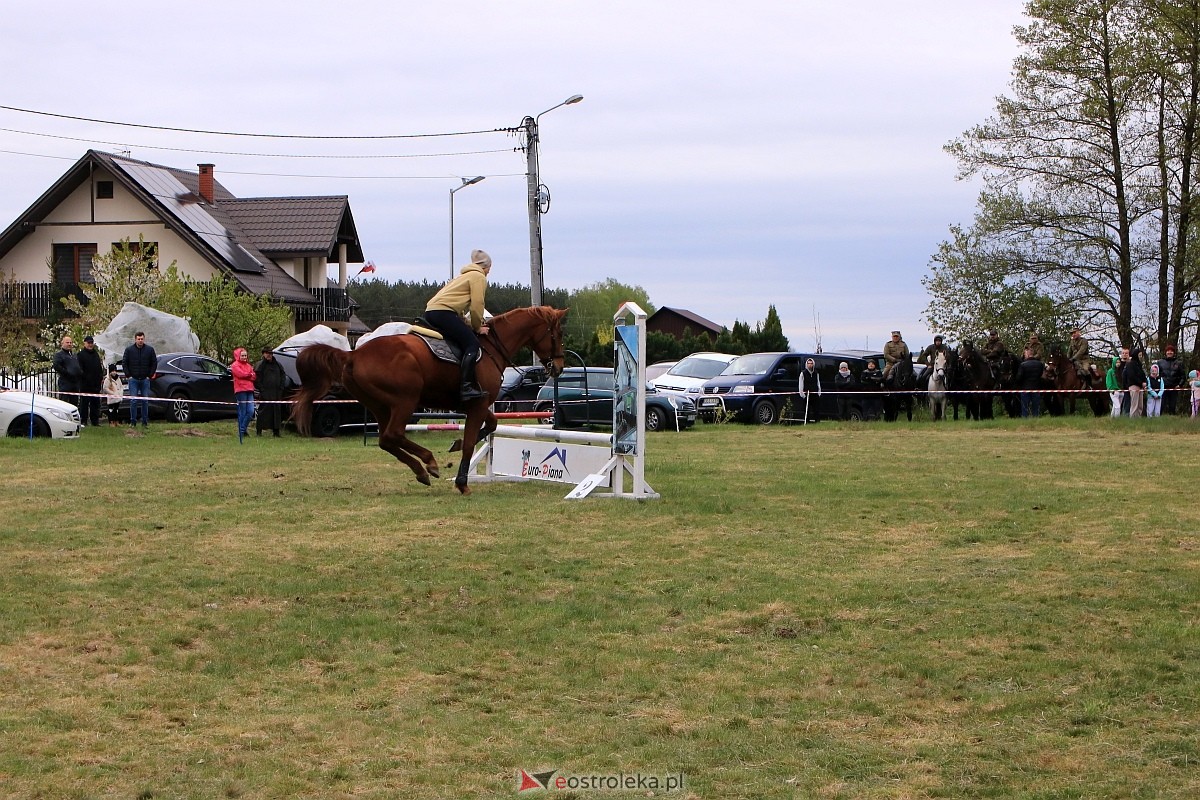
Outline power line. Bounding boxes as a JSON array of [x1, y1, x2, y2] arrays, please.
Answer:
[[0, 126, 519, 159], [0, 103, 519, 140]]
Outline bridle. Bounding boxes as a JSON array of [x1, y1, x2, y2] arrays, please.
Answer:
[[480, 311, 565, 377]]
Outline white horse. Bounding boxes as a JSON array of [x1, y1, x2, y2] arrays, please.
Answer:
[[928, 351, 950, 421]]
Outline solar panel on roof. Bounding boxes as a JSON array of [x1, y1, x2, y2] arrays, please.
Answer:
[[113, 161, 265, 274]]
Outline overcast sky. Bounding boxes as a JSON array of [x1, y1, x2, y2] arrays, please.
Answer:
[[0, 1, 1027, 352]]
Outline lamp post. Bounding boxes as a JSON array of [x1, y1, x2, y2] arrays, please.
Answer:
[[449, 175, 486, 280], [524, 94, 583, 307]]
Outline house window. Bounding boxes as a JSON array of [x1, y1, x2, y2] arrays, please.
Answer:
[[52, 243, 98, 284], [112, 240, 159, 269], [96, 181, 114, 199]]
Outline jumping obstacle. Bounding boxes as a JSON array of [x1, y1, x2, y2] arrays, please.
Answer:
[[424, 302, 660, 500]]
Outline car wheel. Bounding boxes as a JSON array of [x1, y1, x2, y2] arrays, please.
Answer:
[[645, 405, 667, 432], [169, 391, 192, 423], [6, 415, 51, 438], [312, 406, 341, 438], [752, 399, 778, 425], [848, 406, 864, 422]]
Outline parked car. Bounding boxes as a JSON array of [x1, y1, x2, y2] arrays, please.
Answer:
[[698, 351, 883, 424], [535, 366, 697, 431], [494, 365, 549, 413], [645, 361, 677, 382], [273, 349, 374, 437], [650, 352, 738, 415], [118, 352, 240, 423], [1, 390, 82, 438]]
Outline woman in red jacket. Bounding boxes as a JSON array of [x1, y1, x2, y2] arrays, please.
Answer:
[[230, 347, 257, 442]]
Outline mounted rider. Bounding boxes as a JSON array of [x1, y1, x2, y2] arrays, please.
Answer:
[[882, 330, 910, 382], [1024, 332, 1045, 361], [1067, 328, 1092, 379], [918, 334, 951, 369], [982, 329, 1008, 380], [424, 249, 492, 401]]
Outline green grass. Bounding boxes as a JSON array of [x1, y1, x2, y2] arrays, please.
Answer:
[[0, 416, 1198, 798]]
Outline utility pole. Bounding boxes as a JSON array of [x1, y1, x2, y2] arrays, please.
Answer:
[[523, 95, 583, 309]]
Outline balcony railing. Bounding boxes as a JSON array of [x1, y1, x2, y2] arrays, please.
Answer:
[[5, 282, 354, 324], [296, 287, 353, 323]]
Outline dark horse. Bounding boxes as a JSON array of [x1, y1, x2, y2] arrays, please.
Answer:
[[883, 358, 916, 421], [1043, 350, 1106, 417], [953, 340, 994, 420], [291, 306, 568, 494]]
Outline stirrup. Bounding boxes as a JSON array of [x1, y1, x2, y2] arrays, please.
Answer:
[[460, 383, 485, 401]]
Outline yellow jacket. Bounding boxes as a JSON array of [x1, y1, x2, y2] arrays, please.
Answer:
[[425, 263, 488, 331]]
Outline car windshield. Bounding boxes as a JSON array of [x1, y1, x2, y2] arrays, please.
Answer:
[[722, 354, 779, 376], [668, 356, 732, 380]]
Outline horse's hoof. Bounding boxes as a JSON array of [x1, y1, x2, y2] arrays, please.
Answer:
[[457, 484, 471, 496], [449, 439, 463, 453], [416, 472, 431, 487], [428, 465, 440, 479]]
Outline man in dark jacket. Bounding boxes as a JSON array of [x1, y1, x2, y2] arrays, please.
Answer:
[[1016, 347, 1045, 418], [122, 332, 157, 428], [859, 359, 884, 420], [254, 348, 288, 437], [76, 335, 105, 426], [52, 335, 82, 413], [1122, 347, 1147, 417], [1156, 343, 1186, 415]]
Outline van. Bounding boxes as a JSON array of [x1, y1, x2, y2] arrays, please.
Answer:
[[697, 351, 882, 424]]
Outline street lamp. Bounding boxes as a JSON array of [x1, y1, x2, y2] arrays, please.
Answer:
[[449, 175, 486, 280], [524, 94, 583, 306]]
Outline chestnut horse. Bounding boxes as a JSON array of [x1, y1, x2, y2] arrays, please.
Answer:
[[1043, 350, 1106, 417], [291, 306, 567, 494]]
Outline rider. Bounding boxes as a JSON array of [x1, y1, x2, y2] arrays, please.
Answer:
[[1025, 332, 1045, 361], [982, 329, 1008, 380], [1067, 328, 1092, 378], [918, 334, 951, 369], [424, 249, 492, 401], [882, 330, 910, 382]]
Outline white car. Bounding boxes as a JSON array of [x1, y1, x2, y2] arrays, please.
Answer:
[[649, 352, 738, 407], [0, 391, 82, 438]]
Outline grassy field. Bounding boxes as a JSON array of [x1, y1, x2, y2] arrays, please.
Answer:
[[1, 416, 1198, 799]]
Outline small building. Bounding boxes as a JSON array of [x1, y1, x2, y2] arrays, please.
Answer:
[[646, 306, 723, 343], [0, 149, 369, 336]]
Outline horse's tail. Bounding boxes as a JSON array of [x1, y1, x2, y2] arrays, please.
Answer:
[[290, 344, 352, 435]]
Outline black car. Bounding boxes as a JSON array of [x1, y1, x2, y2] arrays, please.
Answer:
[[535, 366, 697, 431], [697, 351, 885, 424], [494, 365, 549, 414], [273, 349, 373, 437], [121, 352, 240, 423]]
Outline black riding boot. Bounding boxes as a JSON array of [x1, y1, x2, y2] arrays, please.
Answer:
[[459, 358, 485, 401]]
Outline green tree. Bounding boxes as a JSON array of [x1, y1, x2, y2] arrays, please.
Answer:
[[181, 276, 293, 359], [751, 305, 790, 351], [0, 271, 34, 373], [944, 0, 1145, 346]]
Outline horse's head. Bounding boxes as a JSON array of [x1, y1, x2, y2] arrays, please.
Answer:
[[529, 306, 569, 377]]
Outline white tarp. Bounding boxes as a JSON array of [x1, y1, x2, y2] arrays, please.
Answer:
[[275, 325, 351, 353], [354, 321, 413, 348], [94, 302, 199, 365]]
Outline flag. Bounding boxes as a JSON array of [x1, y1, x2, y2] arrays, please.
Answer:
[[355, 261, 376, 277]]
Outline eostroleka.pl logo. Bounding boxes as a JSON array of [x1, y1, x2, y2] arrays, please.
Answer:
[[516, 769, 685, 793]]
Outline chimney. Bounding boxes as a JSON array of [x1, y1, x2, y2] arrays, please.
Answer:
[[198, 163, 215, 204]]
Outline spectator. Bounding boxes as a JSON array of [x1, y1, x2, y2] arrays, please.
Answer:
[[1106, 356, 1123, 418], [52, 335, 82, 412], [859, 359, 884, 420], [1123, 347, 1146, 418], [76, 335, 104, 427], [122, 332, 157, 429], [1146, 363, 1165, 418], [101, 364, 124, 427], [1191, 370, 1200, 418], [798, 357, 820, 423], [254, 348, 287, 438], [1156, 344, 1186, 415], [834, 361, 857, 421], [230, 347, 257, 443], [1016, 347, 1045, 418]]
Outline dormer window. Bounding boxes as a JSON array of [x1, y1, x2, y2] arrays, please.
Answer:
[[96, 181, 114, 199]]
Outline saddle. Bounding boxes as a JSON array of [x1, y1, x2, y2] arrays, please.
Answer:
[[410, 317, 479, 366]]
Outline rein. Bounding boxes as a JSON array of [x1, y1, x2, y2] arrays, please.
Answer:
[[480, 310, 564, 375]]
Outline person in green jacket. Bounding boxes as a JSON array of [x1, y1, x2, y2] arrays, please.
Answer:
[[1105, 355, 1123, 418]]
